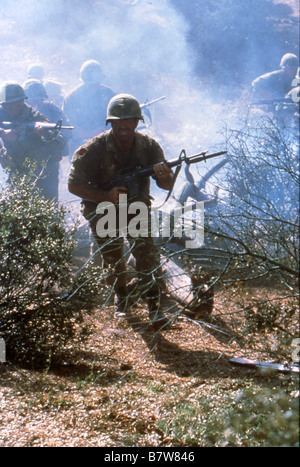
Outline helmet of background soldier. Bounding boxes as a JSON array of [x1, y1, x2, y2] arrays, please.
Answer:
[[106, 93, 144, 124], [280, 53, 299, 70], [27, 63, 45, 81], [0, 81, 28, 104], [79, 60, 104, 84], [24, 79, 48, 100]]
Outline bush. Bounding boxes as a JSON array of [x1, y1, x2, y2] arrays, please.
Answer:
[[205, 114, 299, 290], [205, 386, 299, 447], [0, 175, 108, 367], [157, 385, 299, 447]]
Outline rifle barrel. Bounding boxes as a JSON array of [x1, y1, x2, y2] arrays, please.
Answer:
[[101, 150, 227, 190], [186, 151, 227, 165], [1, 121, 74, 130], [140, 96, 166, 109]]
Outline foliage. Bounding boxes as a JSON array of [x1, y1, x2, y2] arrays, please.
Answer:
[[204, 386, 299, 447], [204, 113, 299, 291], [0, 175, 108, 366], [156, 382, 299, 447]]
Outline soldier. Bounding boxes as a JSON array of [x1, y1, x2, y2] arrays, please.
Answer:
[[44, 79, 65, 108], [251, 53, 299, 101], [68, 93, 174, 329], [0, 81, 67, 201], [63, 59, 115, 154], [24, 79, 71, 147], [26, 63, 65, 107], [27, 63, 45, 81], [23, 79, 72, 200]]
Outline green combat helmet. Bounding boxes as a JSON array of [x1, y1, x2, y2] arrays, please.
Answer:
[[280, 53, 299, 70], [24, 79, 48, 100], [80, 59, 104, 84], [27, 63, 45, 81], [106, 93, 144, 124], [0, 81, 28, 104]]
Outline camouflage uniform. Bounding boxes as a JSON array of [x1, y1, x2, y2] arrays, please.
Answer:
[[63, 60, 115, 153], [23, 79, 72, 200], [63, 84, 115, 148], [251, 69, 296, 100], [251, 53, 299, 101], [68, 129, 165, 295], [0, 102, 66, 200]]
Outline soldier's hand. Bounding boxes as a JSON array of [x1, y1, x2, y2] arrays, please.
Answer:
[[153, 163, 173, 190], [106, 186, 128, 204], [33, 123, 44, 137]]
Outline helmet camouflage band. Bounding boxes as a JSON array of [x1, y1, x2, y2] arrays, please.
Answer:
[[0, 81, 28, 104], [106, 93, 144, 124]]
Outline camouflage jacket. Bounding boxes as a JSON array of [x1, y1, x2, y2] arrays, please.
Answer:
[[0, 103, 66, 174], [68, 129, 166, 208], [251, 69, 295, 100]]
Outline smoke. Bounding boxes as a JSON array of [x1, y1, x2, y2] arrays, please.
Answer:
[[1, 1, 194, 90], [0, 0, 298, 192]]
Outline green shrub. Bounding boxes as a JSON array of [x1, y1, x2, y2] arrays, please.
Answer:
[[0, 175, 108, 367], [157, 386, 299, 447], [205, 387, 299, 447]]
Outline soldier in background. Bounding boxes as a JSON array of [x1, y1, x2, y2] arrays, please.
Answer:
[[251, 53, 299, 101], [24, 79, 71, 147], [44, 80, 65, 108], [27, 63, 45, 81], [63, 60, 115, 154], [26, 63, 65, 108], [0, 81, 67, 201], [23, 79, 72, 201]]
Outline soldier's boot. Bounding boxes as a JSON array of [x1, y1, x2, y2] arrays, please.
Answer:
[[147, 293, 169, 331], [114, 287, 132, 318]]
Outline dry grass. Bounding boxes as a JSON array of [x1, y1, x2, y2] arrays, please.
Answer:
[[0, 285, 298, 447]]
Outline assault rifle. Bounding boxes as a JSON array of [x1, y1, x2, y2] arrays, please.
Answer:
[[140, 96, 166, 109], [139, 96, 166, 128], [1, 119, 74, 142], [99, 149, 227, 201]]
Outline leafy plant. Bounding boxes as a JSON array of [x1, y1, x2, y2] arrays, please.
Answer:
[[0, 175, 108, 366], [205, 387, 299, 447], [204, 114, 299, 290]]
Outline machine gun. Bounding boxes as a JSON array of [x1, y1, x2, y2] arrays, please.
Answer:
[[1, 119, 74, 142], [99, 149, 227, 201]]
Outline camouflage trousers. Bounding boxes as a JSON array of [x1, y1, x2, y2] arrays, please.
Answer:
[[82, 202, 161, 296]]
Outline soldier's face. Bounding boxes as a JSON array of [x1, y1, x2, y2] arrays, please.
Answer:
[[111, 118, 139, 145], [3, 99, 24, 118]]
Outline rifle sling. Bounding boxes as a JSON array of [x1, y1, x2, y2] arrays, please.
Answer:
[[155, 162, 182, 209]]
